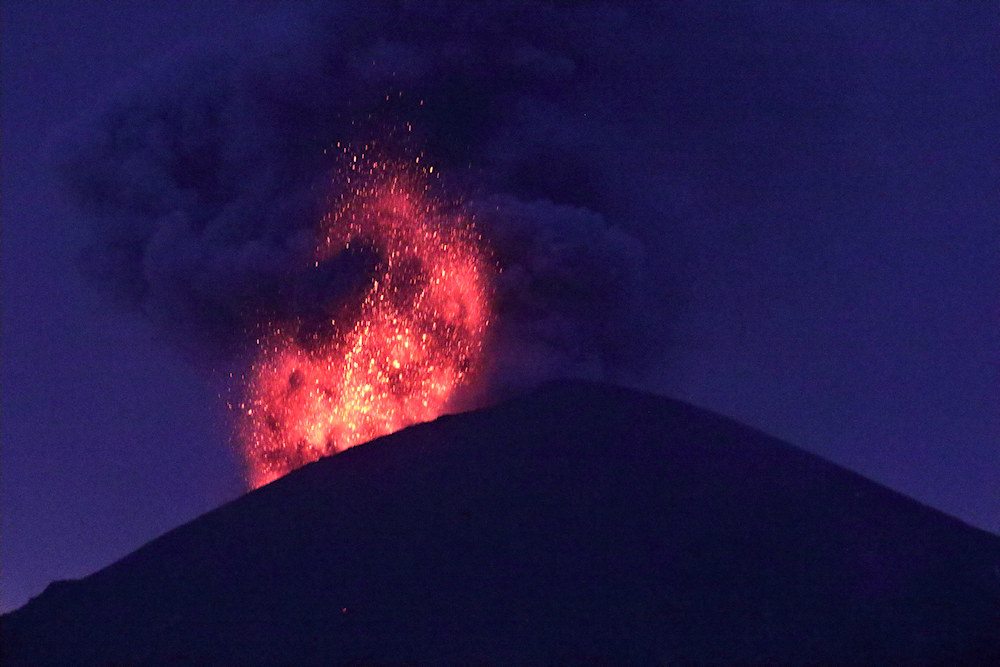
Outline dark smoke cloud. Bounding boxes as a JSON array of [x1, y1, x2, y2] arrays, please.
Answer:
[[53, 0, 869, 390], [473, 196, 651, 392], [53, 1, 665, 388]]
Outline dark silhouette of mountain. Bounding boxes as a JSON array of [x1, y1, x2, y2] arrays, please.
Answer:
[[3, 381, 999, 665]]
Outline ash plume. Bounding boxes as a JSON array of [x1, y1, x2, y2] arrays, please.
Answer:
[[53, 0, 878, 392], [53, 0, 666, 393]]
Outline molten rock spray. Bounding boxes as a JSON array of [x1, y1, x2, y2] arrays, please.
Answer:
[[239, 148, 493, 487]]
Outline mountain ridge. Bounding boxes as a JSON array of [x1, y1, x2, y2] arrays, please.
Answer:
[[4, 380, 999, 664]]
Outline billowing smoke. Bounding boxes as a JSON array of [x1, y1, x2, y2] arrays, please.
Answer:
[[54, 0, 672, 395], [55, 0, 874, 402], [472, 196, 650, 393]]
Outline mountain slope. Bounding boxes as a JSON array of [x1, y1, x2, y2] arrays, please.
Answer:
[[3, 381, 999, 664]]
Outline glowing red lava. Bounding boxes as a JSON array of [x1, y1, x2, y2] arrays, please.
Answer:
[[239, 149, 493, 488]]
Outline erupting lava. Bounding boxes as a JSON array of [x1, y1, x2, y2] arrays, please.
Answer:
[[239, 148, 493, 488]]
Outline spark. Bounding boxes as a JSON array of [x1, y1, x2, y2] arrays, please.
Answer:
[[239, 150, 493, 488]]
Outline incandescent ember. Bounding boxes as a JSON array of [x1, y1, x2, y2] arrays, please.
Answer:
[[240, 148, 493, 488]]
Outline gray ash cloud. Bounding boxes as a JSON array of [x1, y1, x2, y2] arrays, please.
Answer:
[[53, 0, 872, 390]]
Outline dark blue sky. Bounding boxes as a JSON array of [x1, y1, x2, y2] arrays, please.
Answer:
[[3, 0, 997, 613]]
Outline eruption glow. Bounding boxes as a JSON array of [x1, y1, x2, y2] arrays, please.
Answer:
[[240, 148, 493, 488]]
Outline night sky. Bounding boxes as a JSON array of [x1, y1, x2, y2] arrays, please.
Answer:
[[3, 0, 997, 614]]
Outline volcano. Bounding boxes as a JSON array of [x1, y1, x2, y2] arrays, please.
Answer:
[[3, 381, 998, 664]]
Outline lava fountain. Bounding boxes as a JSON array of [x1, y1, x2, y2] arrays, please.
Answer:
[[239, 149, 493, 488]]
